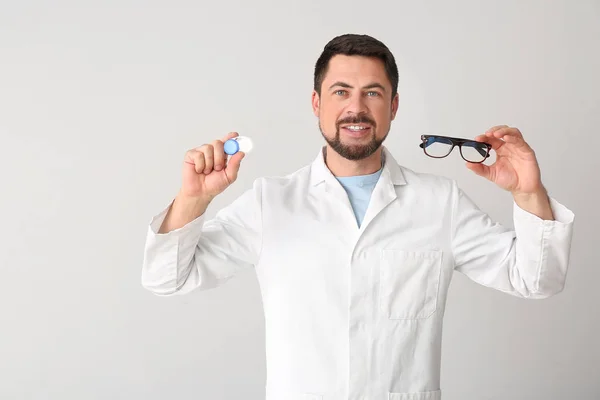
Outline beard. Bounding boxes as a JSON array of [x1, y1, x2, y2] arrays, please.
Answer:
[[319, 113, 388, 161]]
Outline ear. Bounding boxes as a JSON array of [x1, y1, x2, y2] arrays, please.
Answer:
[[311, 90, 320, 117], [390, 93, 399, 120]]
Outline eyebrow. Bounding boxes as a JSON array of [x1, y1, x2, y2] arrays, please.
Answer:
[[329, 81, 387, 92]]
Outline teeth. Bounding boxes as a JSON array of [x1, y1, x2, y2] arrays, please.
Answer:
[[347, 125, 366, 130]]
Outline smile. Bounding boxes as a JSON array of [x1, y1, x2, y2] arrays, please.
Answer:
[[341, 124, 372, 137]]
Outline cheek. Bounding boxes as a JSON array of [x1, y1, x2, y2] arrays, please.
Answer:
[[373, 104, 392, 124], [320, 103, 343, 125]]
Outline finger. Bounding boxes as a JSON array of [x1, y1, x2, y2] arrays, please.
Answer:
[[475, 134, 504, 150], [193, 151, 205, 174], [491, 127, 523, 140], [200, 144, 214, 174], [485, 125, 509, 135], [221, 131, 239, 142], [211, 140, 226, 171], [491, 127, 529, 149], [224, 151, 245, 183], [185, 150, 205, 174], [465, 161, 492, 181]]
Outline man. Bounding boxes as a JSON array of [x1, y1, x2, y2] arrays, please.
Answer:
[[141, 34, 574, 400]]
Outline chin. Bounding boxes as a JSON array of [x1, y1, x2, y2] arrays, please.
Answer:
[[340, 133, 374, 143], [319, 122, 386, 160], [335, 142, 383, 161]]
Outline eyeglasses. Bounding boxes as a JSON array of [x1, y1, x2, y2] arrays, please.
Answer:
[[419, 134, 491, 163]]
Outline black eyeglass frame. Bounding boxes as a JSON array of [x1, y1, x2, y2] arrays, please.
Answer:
[[419, 134, 492, 163]]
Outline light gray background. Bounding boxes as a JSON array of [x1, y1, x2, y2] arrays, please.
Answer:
[[1, 0, 598, 399]]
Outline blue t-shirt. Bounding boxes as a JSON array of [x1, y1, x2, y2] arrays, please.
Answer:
[[335, 168, 383, 227]]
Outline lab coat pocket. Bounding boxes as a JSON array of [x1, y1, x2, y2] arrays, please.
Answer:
[[388, 389, 442, 400], [380, 249, 442, 320]]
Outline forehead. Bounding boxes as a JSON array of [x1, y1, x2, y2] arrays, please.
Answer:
[[322, 54, 390, 88]]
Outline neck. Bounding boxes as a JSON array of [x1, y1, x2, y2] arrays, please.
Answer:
[[324, 146, 384, 177]]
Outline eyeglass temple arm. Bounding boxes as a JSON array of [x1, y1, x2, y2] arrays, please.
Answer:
[[475, 146, 489, 157]]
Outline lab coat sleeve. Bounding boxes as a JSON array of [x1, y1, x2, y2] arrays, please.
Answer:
[[451, 181, 574, 299], [141, 179, 262, 296]]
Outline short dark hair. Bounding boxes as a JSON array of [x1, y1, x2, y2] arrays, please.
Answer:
[[313, 34, 399, 99]]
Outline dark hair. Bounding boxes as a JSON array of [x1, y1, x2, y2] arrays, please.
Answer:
[[313, 34, 399, 99]]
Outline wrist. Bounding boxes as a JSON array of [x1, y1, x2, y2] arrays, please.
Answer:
[[174, 191, 213, 216], [512, 186, 548, 204], [176, 190, 214, 205], [158, 191, 214, 234], [512, 186, 554, 220]]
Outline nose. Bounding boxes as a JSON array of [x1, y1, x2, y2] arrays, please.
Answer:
[[345, 92, 368, 115]]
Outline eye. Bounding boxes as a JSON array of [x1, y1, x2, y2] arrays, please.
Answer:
[[366, 91, 380, 97], [334, 90, 347, 96]]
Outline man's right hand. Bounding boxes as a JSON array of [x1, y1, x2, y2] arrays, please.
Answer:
[[158, 132, 245, 234], [180, 131, 245, 200]]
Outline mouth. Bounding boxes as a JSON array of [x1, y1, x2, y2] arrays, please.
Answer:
[[340, 124, 373, 137]]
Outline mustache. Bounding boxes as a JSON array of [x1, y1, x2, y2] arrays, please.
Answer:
[[336, 114, 376, 128]]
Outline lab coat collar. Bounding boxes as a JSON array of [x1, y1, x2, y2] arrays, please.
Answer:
[[309, 146, 407, 187]]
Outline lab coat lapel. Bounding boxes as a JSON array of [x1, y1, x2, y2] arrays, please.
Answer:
[[359, 147, 407, 233], [309, 146, 407, 232], [309, 147, 360, 228]]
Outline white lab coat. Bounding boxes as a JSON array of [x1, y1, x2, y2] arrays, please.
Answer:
[[141, 147, 574, 400]]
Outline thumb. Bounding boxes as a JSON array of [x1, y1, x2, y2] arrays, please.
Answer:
[[225, 151, 245, 183], [466, 162, 492, 181]]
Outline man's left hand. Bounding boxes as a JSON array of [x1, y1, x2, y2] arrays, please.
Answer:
[[467, 125, 554, 220]]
